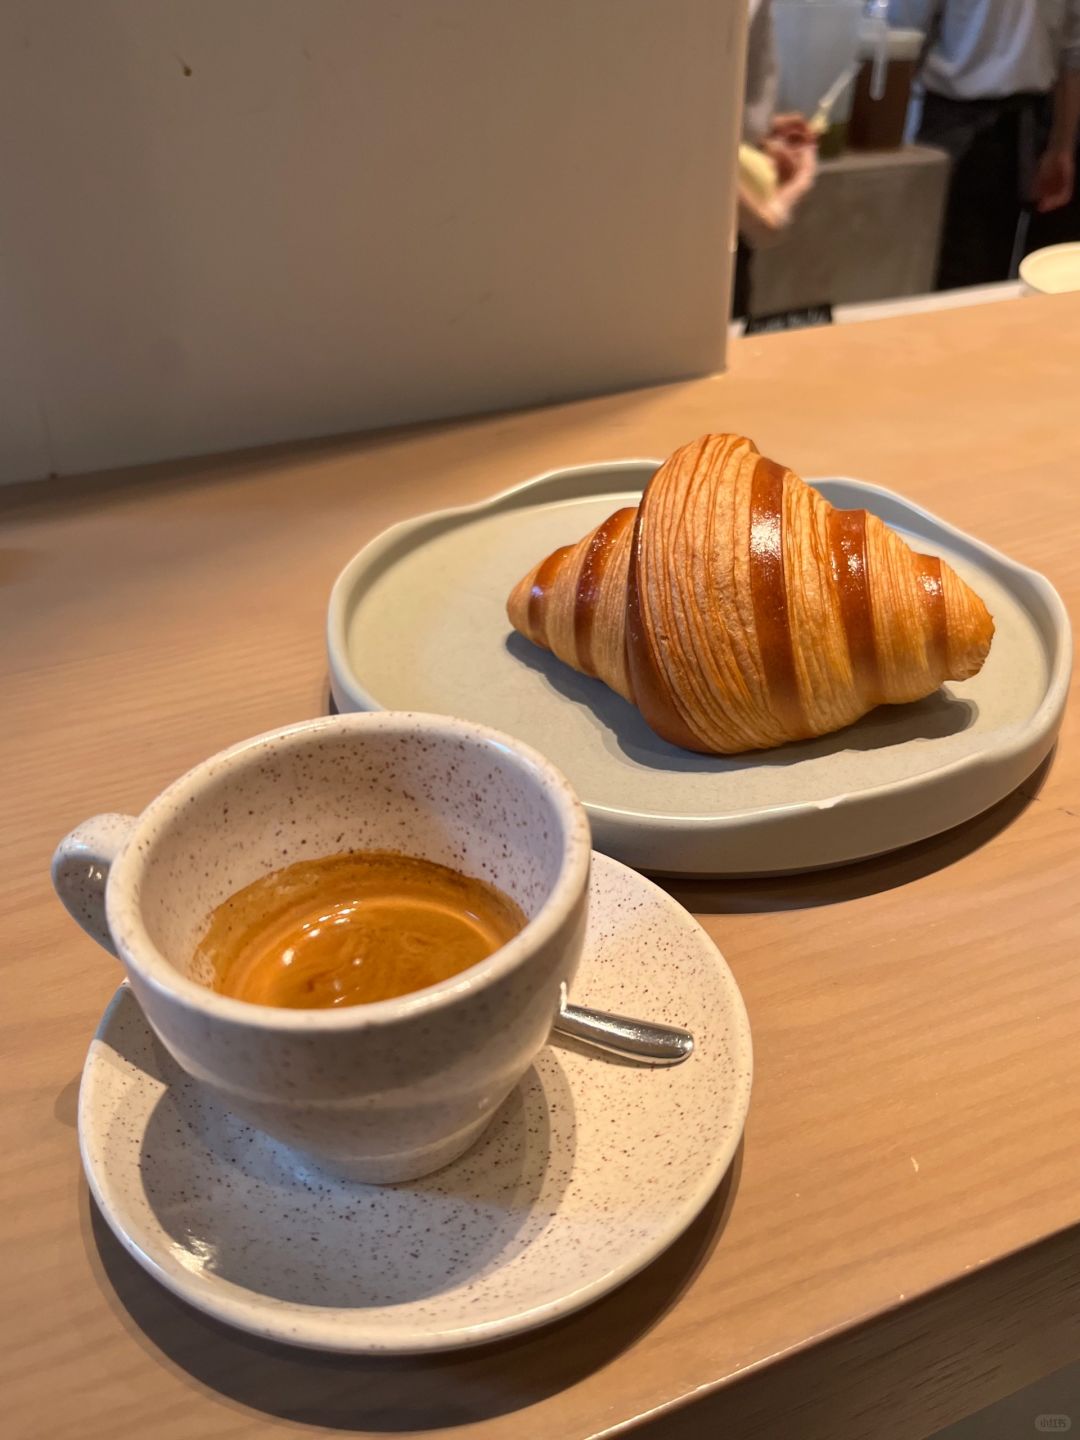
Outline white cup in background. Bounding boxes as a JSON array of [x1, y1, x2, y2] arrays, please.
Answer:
[[1019, 242, 1080, 296]]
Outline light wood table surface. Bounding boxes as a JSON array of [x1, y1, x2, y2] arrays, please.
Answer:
[[5, 295, 1080, 1440]]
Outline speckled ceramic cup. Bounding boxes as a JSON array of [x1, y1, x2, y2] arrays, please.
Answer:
[[53, 713, 591, 1183]]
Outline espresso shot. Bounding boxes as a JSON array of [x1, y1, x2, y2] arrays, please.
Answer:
[[195, 851, 527, 1009]]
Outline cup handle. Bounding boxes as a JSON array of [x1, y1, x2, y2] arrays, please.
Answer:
[[51, 814, 137, 959]]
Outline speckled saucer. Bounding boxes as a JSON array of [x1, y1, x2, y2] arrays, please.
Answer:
[[79, 852, 751, 1354]]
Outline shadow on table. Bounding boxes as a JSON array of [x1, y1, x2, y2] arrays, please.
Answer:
[[329, 671, 1052, 916], [84, 1142, 743, 1431], [661, 751, 1053, 915]]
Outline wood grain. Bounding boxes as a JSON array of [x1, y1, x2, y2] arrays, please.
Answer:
[[3, 294, 1080, 1440]]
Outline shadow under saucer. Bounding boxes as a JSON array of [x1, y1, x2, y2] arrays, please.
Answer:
[[85, 1144, 743, 1432]]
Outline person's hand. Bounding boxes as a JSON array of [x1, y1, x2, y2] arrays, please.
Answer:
[[760, 137, 796, 185], [763, 135, 817, 186], [768, 112, 817, 148], [1034, 146, 1075, 212], [763, 113, 818, 185]]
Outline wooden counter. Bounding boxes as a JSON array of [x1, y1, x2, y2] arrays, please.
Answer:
[[4, 295, 1080, 1440]]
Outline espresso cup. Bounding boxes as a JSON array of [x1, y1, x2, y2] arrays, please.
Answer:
[[53, 712, 591, 1183]]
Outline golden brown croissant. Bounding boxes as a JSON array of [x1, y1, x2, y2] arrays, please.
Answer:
[[507, 434, 994, 754]]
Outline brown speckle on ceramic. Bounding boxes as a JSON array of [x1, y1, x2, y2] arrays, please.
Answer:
[[78, 851, 751, 1353]]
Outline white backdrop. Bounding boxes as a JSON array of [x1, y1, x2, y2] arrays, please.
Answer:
[[0, 1, 744, 483]]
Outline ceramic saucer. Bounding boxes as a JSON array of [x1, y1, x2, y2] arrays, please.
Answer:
[[79, 852, 751, 1354]]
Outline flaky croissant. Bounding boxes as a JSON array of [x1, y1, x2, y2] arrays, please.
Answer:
[[507, 434, 994, 754]]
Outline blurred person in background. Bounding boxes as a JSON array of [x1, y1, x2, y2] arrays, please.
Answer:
[[734, 0, 818, 317], [890, 0, 1080, 288]]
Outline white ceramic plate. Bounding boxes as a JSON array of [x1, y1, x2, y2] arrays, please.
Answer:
[[79, 851, 751, 1354], [328, 462, 1071, 875]]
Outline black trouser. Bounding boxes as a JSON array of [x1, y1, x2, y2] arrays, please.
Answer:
[[732, 237, 753, 319], [918, 90, 1047, 290]]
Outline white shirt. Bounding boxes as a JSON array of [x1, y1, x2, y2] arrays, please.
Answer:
[[888, 0, 1080, 97], [744, 0, 779, 143]]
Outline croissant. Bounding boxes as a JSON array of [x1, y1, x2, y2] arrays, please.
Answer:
[[507, 434, 994, 754]]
